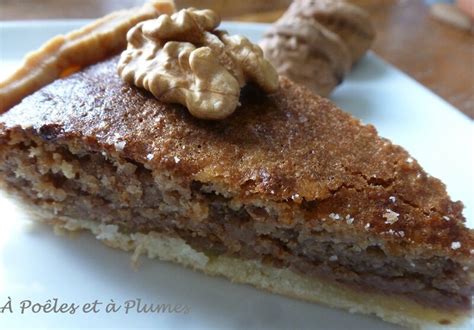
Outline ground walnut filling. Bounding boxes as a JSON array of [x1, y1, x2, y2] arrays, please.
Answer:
[[0, 130, 471, 311]]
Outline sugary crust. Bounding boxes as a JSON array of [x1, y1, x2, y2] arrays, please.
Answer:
[[0, 0, 175, 114], [23, 209, 473, 329], [0, 57, 472, 259]]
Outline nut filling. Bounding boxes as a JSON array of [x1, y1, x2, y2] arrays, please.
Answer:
[[0, 132, 471, 312], [118, 8, 279, 120]]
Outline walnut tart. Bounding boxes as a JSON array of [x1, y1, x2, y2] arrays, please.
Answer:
[[0, 1, 472, 328]]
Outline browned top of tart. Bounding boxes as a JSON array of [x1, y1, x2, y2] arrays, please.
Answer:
[[0, 56, 472, 257]]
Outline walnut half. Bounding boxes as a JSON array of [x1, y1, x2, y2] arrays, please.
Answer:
[[118, 8, 279, 120]]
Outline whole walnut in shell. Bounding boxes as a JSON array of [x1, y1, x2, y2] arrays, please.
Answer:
[[260, 0, 375, 97], [261, 17, 351, 97], [285, 0, 376, 63]]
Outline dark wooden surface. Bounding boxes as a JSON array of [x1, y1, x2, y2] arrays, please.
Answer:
[[1, 0, 473, 118]]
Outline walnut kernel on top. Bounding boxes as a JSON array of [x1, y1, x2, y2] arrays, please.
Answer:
[[117, 8, 280, 120]]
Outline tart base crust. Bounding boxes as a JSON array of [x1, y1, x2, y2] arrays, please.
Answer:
[[19, 204, 471, 330]]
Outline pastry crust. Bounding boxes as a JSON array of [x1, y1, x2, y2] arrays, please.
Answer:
[[0, 0, 175, 114], [22, 207, 472, 329]]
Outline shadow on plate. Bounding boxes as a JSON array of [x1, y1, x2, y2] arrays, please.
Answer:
[[331, 88, 373, 123], [349, 53, 390, 82]]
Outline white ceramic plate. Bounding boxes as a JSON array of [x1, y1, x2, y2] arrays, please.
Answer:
[[0, 21, 472, 330]]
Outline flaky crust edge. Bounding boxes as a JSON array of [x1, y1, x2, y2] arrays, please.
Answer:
[[19, 204, 472, 330]]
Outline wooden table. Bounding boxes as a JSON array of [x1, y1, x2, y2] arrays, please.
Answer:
[[1, 0, 473, 118]]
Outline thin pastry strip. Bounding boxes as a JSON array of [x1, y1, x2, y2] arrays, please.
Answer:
[[0, 0, 175, 114]]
